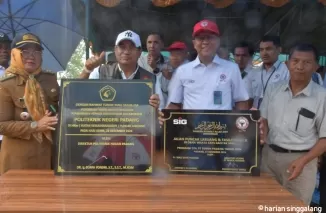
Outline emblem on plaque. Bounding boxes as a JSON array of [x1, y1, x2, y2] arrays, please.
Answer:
[[236, 116, 249, 130], [99, 85, 116, 101]]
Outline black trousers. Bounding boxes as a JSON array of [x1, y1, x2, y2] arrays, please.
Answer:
[[320, 155, 326, 212]]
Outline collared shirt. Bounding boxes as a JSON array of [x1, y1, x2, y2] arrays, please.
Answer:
[[250, 60, 290, 108], [89, 66, 100, 79], [168, 55, 249, 110], [138, 52, 169, 73], [118, 64, 139, 79], [260, 80, 326, 150], [87, 63, 164, 109]]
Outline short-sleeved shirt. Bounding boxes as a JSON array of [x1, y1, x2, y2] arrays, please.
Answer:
[[250, 60, 289, 108], [168, 55, 249, 110], [260, 80, 326, 150]]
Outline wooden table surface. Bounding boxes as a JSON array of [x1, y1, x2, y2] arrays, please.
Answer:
[[0, 170, 305, 212]]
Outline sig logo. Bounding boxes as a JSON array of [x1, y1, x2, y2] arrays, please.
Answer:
[[173, 117, 187, 125]]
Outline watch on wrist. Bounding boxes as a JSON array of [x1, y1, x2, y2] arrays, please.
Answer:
[[30, 121, 38, 129]]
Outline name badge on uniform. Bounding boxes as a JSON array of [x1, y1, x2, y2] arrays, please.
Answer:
[[214, 91, 222, 105]]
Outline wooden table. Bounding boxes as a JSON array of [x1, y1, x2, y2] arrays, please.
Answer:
[[0, 170, 305, 212]]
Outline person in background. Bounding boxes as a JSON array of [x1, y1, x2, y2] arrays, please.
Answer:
[[138, 32, 168, 74], [217, 45, 230, 60], [159, 41, 189, 108], [161, 19, 249, 112], [165, 41, 189, 79], [233, 41, 255, 107], [0, 32, 11, 76], [0, 33, 59, 175], [138, 33, 168, 110], [0, 32, 11, 155], [251, 35, 289, 108], [259, 43, 326, 205]]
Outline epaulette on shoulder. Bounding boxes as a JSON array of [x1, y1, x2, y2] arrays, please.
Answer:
[[42, 70, 56, 75], [0, 73, 16, 82]]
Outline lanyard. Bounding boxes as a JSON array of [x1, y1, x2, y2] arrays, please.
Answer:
[[261, 62, 282, 95]]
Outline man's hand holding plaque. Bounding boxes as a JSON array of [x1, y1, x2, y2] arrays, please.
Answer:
[[149, 94, 160, 109]]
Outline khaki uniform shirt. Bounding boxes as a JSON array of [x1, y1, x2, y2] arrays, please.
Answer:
[[0, 70, 59, 175], [260, 80, 326, 150]]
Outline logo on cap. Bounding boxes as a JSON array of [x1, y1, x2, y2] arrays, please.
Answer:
[[125, 31, 132, 38], [201, 21, 208, 27], [23, 34, 38, 42]]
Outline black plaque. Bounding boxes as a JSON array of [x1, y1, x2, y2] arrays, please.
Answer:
[[55, 79, 155, 175], [162, 110, 261, 176]]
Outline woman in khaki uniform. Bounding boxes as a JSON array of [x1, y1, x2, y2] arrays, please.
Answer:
[[0, 33, 59, 175]]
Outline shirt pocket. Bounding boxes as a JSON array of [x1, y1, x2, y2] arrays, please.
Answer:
[[251, 80, 261, 98], [288, 114, 316, 138], [183, 78, 204, 95], [215, 80, 232, 104], [12, 96, 30, 121]]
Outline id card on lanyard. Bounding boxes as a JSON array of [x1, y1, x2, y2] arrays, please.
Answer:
[[257, 62, 282, 109]]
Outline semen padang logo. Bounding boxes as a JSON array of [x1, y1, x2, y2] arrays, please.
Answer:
[[235, 116, 249, 130], [173, 117, 187, 125]]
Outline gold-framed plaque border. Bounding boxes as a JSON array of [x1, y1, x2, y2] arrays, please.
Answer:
[[163, 112, 259, 174], [56, 80, 155, 174]]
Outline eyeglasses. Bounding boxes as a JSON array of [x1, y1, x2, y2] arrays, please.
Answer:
[[20, 50, 42, 58]]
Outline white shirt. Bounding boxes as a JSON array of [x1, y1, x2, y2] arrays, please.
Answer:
[[89, 66, 100, 79], [168, 55, 249, 110], [260, 80, 326, 150], [250, 60, 289, 108], [88, 64, 164, 110]]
